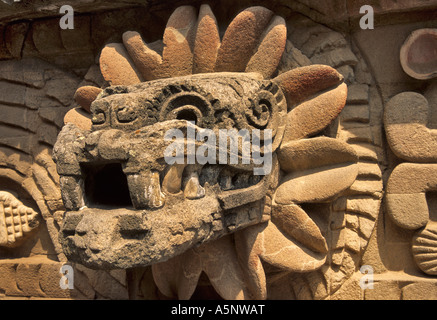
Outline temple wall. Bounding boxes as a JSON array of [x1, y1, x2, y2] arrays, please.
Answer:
[[0, 0, 436, 300]]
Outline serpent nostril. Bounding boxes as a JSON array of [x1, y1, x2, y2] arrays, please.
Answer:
[[76, 230, 86, 237]]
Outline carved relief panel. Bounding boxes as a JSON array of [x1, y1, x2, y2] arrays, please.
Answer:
[[0, 0, 436, 301], [50, 4, 383, 300]]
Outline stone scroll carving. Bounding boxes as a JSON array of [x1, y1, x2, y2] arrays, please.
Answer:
[[52, 5, 369, 299]]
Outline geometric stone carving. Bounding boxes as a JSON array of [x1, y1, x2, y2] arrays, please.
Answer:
[[384, 91, 437, 163], [0, 191, 39, 247], [386, 163, 437, 230], [385, 90, 437, 275], [400, 28, 437, 80], [385, 45, 437, 276], [412, 221, 437, 275]]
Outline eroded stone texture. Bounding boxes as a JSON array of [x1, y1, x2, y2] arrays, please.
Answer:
[[192, 4, 220, 74], [215, 6, 274, 73], [0, 191, 39, 247], [53, 72, 288, 269], [48, 2, 367, 300], [74, 86, 103, 113], [384, 91, 437, 162], [244, 15, 287, 79], [275, 137, 358, 204], [7, 0, 437, 301], [384, 28, 437, 280], [99, 43, 144, 85], [400, 28, 437, 80], [412, 221, 437, 275]]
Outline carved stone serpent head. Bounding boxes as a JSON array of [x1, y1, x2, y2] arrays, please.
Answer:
[[53, 5, 356, 299]]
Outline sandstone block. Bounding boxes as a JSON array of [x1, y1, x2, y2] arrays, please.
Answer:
[[281, 82, 348, 142], [272, 203, 327, 254]]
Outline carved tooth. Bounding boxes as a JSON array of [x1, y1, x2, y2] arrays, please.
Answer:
[[127, 171, 165, 209], [146, 171, 166, 208], [162, 164, 186, 194], [219, 173, 233, 191], [59, 175, 86, 211], [184, 167, 205, 200]]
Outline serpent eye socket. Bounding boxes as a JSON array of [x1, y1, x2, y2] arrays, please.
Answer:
[[116, 105, 138, 123], [110, 99, 152, 130], [159, 88, 214, 128], [90, 100, 110, 127], [170, 105, 203, 124], [92, 112, 106, 125]]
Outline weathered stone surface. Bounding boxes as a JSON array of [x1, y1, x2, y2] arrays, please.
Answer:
[[74, 86, 102, 113], [400, 28, 437, 80], [272, 203, 327, 253], [45, 3, 375, 301], [277, 136, 358, 173], [153, 235, 248, 300], [161, 5, 197, 78], [402, 281, 437, 299], [99, 43, 144, 85], [385, 163, 437, 230], [215, 6, 274, 73], [412, 222, 437, 275], [54, 73, 287, 269], [193, 4, 220, 74], [384, 91, 437, 162], [273, 64, 344, 109], [275, 158, 358, 204], [346, 84, 369, 104], [0, 191, 39, 247], [255, 221, 327, 272], [7, 0, 431, 301], [281, 82, 347, 142], [122, 6, 198, 80], [4, 22, 27, 59], [63, 107, 92, 131], [122, 31, 163, 81], [245, 15, 287, 78], [234, 224, 267, 300]]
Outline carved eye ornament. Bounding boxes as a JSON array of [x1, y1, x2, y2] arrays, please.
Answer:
[[159, 89, 214, 128], [246, 90, 275, 129], [92, 108, 106, 125], [117, 105, 137, 123]]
